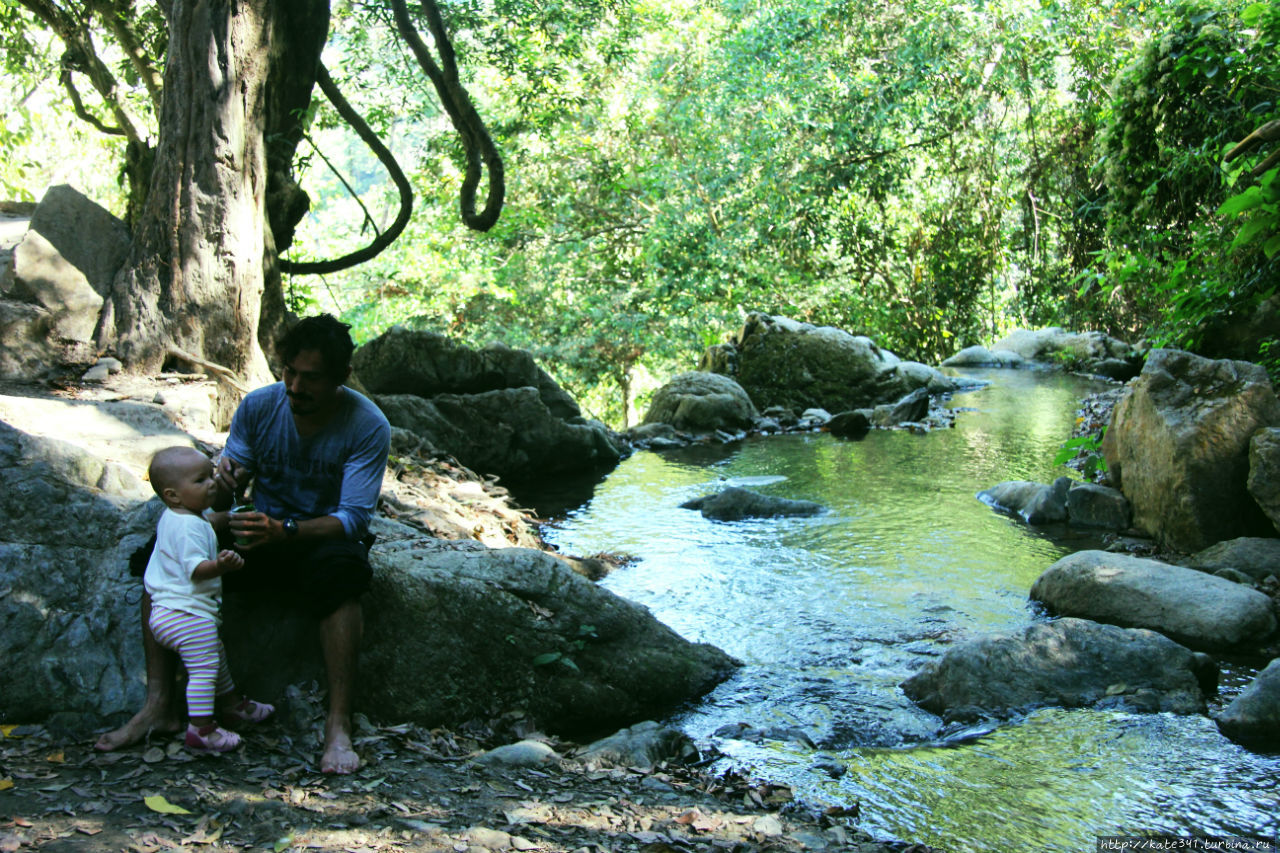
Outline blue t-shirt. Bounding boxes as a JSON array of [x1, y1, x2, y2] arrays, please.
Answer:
[[224, 383, 391, 539]]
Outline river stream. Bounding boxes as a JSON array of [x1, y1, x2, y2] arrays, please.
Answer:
[[539, 368, 1280, 852]]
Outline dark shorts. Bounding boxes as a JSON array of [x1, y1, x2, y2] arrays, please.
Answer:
[[225, 536, 374, 618], [129, 534, 374, 619]]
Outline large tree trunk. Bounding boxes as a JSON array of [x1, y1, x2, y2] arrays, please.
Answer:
[[99, 0, 328, 402]]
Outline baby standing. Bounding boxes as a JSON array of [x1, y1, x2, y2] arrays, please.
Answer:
[[144, 446, 273, 752]]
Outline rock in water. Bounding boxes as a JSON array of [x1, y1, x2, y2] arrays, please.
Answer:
[[1030, 550, 1276, 651], [1066, 482, 1131, 530], [642, 372, 759, 432], [977, 477, 1070, 524], [872, 387, 930, 427], [900, 618, 1214, 722], [1248, 428, 1280, 535], [941, 345, 1025, 368], [680, 486, 824, 521], [1214, 658, 1280, 747], [697, 312, 955, 414], [827, 410, 871, 439], [1186, 537, 1280, 583], [1102, 348, 1280, 551], [990, 327, 1141, 378]]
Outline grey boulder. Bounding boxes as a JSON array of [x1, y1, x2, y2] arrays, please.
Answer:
[[698, 312, 955, 415], [871, 387, 930, 427], [977, 477, 1071, 524], [1102, 349, 1280, 552], [1186, 537, 1280, 583], [354, 326, 581, 420], [827, 410, 871, 439], [992, 328, 1141, 378], [941, 345, 1026, 368], [900, 617, 1214, 722], [1066, 482, 1132, 529], [1214, 658, 1280, 747], [642, 371, 759, 432], [1030, 550, 1277, 651], [225, 535, 741, 736], [680, 486, 824, 521], [375, 388, 624, 483], [1248, 427, 1280, 535]]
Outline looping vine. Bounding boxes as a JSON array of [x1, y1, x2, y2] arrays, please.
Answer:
[[389, 0, 505, 232], [278, 63, 415, 276]]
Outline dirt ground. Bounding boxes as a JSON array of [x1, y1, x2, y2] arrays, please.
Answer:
[[0, 706, 937, 853]]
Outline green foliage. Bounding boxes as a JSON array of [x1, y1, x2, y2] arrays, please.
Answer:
[[1082, 0, 1280, 352], [1055, 427, 1108, 481], [20, 0, 1280, 426]]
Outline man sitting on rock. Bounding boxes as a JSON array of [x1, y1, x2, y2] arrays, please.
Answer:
[[96, 314, 392, 774]]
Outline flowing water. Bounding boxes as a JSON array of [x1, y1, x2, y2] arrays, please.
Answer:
[[540, 368, 1280, 852]]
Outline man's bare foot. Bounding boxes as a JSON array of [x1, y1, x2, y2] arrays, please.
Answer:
[[320, 724, 360, 774], [93, 707, 181, 751], [320, 722, 360, 768]]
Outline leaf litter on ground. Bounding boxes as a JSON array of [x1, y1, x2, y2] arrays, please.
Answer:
[[0, 689, 941, 853]]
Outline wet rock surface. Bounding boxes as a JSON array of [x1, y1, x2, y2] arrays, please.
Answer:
[[1215, 658, 1280, 746], [680, 487, 825, 521], [1030, 550, 1277, 652], [900, 617, 1215, 722]]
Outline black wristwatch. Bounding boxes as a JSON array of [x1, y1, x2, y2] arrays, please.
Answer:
[[282, 517, 299, 537]]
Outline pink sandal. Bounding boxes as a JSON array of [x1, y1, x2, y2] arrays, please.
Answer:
[[221, 697, 274, 730], [185, 723, 241, 753]]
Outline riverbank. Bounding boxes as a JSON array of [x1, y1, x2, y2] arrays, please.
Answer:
[[0, 702, 936, 853]]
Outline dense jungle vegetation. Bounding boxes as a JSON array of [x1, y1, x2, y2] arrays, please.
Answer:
[[3, 0, 1278, 426]]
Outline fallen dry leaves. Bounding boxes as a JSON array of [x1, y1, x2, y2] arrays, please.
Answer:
[[0, 694, 941, 853]]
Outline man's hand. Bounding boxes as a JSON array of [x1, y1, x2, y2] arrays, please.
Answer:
[[229, 509, 281, 550], [213, 454, 250, 508], [216, 549, 245, 573]]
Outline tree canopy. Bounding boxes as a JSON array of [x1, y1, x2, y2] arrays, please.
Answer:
[[3, 0, 1277, 425]]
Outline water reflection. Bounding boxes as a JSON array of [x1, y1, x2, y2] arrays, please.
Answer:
[[543, 369, 1280, 852]]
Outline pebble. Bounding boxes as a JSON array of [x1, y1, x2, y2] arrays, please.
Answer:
[[474, 740, 558, 768], [752, 815, 784, 837], [81, 364, 111, 382], [466, 827, 512, 849]]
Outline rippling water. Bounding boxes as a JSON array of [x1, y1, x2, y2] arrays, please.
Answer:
[[541, 369, 1280, 852]]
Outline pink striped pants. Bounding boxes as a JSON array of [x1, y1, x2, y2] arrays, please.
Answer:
[[149, 604, 235, 718]]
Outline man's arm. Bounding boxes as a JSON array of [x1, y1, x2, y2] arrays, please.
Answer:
[[330, 405, 392, 539], [230, 511, 346, 548]]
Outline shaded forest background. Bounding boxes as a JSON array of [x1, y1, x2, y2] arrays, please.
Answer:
[[3, 0, 1278, 427]]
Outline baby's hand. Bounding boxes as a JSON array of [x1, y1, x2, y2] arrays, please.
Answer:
[[216, 549, 245, 573]]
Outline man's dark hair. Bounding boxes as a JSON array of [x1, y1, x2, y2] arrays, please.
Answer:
[[276, 314, 355, 382]]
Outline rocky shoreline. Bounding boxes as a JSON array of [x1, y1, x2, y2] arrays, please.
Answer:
[[0, 705, 938, 853]]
